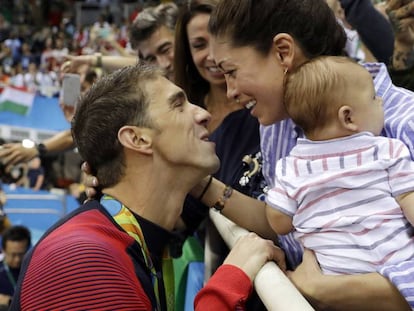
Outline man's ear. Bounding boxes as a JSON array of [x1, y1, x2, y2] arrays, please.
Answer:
[[272, 33, 296, 69], [338, 105, 358, 132], [118, 126, 153, 155]]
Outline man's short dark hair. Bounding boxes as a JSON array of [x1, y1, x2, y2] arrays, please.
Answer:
[[2, 225, 31, 251], [129, 2, 179, 50]]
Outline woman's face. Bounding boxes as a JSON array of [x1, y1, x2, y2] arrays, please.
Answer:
[[187, 13, 225, 86], [210, 35, 288, 125]]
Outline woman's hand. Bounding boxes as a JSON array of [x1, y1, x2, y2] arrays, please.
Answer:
[[0, 143, 37, 170], [81, 162, 99, 200]]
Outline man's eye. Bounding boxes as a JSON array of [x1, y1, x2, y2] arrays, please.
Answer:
[[174, 101, 183, 107], [173, 100, 185, 112], [160, 46, 172, 55]]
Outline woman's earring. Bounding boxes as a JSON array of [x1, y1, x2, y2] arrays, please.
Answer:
[[284, 67, 288, 75]]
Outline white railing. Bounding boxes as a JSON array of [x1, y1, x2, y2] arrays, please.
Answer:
[[209, 209, 314, 311]]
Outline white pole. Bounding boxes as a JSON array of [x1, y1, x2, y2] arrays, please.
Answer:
[[209, 209, 315, 311]]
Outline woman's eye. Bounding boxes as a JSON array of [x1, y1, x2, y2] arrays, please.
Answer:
[[191, 41, 207, 50]]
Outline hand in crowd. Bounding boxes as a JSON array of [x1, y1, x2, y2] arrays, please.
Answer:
[[0, 143, 37, 170], [61, 54, 92, 77], [224, 232, 286, 281], [386, 0, 414, 69], [387, 0, 414, 45], [59, 102, 76, 123]]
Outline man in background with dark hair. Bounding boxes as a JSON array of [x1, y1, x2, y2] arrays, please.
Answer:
[[0, 225, 31, 307]]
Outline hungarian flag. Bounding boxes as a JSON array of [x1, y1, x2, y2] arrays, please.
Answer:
[[0, 86, 34, 116]]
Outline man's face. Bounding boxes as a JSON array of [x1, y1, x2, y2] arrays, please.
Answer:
[[138, 26, 175, 81], [4, 240, 29, 269], [144, 76, 220, 174]]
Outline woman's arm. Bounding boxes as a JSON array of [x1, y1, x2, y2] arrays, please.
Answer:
[[289, 250, 411, 311], [0, 129, 74, 169], [62, 54, 137, 74], [191, 176, 276, 239], [265, 204, 293, 235]]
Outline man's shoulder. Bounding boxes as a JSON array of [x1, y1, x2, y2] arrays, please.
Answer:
[[35, 202, 132, 253]]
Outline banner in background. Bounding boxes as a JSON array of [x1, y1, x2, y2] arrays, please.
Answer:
[[0, 86, 34, 116]]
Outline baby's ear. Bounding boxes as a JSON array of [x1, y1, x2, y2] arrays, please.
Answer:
[[118, 126, 153, 155], [338, 105, 358, 132]]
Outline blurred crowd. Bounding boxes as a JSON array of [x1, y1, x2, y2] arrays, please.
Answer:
[[0, 0, 139, 97]]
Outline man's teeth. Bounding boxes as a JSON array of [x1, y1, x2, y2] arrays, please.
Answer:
[[245, 100, 256, 109]]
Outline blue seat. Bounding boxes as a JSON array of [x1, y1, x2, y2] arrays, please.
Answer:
[[3, 185, 70, 245]]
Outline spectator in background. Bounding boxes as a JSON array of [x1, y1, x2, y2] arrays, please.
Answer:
[[26, 157, 45, 191], [19, 43, 36, 72], [23, 62, 42, 93], [0, 225, 31, 308], [40, 37, 56, 72], [73, 25, 90, 55], [9, 63, 25, 89], [24, 62, 59, 96], [4, 30, 21, 65], [0, 66, 10, 93], [0, 180, 10, 236], [130, 2, 178, 81], [0, 13, 11, 42], [0, 42, 14, 75], [338, 0, 395, 64], [90, 13, 112, 44], [51, 36, 69, 72]]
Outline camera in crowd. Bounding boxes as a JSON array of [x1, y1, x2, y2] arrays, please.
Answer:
[[0, 142, 25, 184], [0, 161, 25, 184]]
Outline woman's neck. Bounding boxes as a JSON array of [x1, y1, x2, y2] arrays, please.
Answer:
[[204, 84, 241, 132]]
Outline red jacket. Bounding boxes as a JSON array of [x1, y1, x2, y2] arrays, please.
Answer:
[[10, 200, 253, 310], [195, 264, 252, 310]]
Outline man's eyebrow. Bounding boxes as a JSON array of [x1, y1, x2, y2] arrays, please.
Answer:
[[157, 41, 172, 53], [167, 90, 186, 107]]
